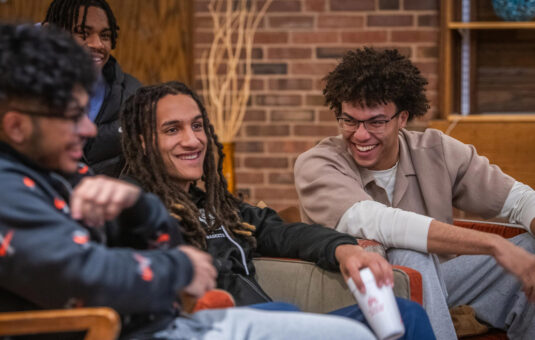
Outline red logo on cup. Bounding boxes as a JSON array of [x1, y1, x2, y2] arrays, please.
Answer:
[[368, 296, 378, 307], [367, 296, 384, 316]]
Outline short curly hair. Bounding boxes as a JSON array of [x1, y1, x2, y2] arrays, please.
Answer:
[[323, 48, 429, 121], [0, 23, 95, 113]]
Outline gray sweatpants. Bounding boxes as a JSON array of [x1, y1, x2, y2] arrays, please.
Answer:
[[388, 249, 456, 340], [153, 307, 376, 340], [442, 233, 535, 340], [388, 233, 535, 340]]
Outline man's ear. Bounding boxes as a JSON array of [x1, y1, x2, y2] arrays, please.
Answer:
[[1, 111, 33, 144], [399, 110, 409, 129]]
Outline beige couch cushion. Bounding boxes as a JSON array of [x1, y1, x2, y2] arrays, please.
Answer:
[[253, 257, 410, 313]]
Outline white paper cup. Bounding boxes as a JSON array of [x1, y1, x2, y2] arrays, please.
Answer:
[[347, 268, 405, 340]]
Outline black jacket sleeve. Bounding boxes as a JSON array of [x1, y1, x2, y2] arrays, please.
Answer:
[[0, 171, 192, 315], [239, 203, 358, 271]]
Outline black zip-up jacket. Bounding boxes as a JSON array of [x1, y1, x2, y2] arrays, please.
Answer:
[[190, 187, 360, 305], [0, 143, 191, 339], [83, 57, 141, 177]]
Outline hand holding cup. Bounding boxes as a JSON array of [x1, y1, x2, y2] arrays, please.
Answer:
[[347, 267, 405, 340]]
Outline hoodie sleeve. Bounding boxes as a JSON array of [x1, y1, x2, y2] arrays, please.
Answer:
[[0, 171, 192, 314], [108, 191, 184, 249]]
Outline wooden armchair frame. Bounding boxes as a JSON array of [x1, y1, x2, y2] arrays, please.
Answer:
[[0, 307, 120, 340]]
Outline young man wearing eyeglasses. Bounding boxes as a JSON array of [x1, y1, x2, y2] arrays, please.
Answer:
[[294, 48, 535, 340]]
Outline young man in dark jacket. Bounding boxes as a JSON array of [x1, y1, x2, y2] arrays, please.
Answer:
[[0, 23, 382, 340], [43, 0, 141, 177], [120, 81, 436, 340]]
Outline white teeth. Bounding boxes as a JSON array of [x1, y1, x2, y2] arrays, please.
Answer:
[[180, 153, 199, 160], [356, 145, 376, 152]]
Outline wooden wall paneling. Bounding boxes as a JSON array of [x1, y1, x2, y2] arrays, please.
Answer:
[[429, 120, 535, 188], [476, 30, 535, 113], [109, 0, 193, 86], [0, 0, 194, 86], [0, 0, 50, 23]]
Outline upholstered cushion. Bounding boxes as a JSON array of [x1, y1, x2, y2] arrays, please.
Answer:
[[253, 257, 416, 313]]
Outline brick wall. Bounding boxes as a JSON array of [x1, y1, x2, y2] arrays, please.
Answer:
[[194, 0, 439, 211]]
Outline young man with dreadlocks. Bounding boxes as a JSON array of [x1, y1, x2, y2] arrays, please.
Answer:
[[120, 81, 436, 339], [42, 0, 141, 177], [294, 48, 535, 340], [0, 23, 384, 340]]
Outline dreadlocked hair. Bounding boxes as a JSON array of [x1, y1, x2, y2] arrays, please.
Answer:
[[43, 0, 119, 49], [120, 81, 256, 249]]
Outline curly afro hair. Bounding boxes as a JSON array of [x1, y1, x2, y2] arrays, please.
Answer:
[[323, 48, 429, 121], [0, 23, 95, 113]]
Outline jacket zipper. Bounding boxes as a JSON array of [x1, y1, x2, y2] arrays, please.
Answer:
[[220, 226, 250, 276]]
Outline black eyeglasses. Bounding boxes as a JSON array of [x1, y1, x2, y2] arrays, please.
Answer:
[[336, 110, 403, 134]]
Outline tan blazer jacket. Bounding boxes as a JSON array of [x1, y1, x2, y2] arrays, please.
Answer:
[[294, 128, 514, 228]]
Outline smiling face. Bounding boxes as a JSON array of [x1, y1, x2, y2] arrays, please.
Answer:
[[71, 6, 112, 72], [155, 94, 208, 191], [341, 101, 408, 170], [23, 86, 97, 173]]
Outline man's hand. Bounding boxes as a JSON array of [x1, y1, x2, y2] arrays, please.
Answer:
[[179, 245, 217, 298], [493, 239, 535, 303], [70, 176, 141, 227], [335, 244, 393, 294]]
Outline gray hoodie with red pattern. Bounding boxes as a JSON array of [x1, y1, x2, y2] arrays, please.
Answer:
[[0, 142, 190, 339]]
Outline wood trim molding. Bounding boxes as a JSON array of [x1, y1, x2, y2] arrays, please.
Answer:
[[443, 114, 535, 122], [449, 21, 535, 30]]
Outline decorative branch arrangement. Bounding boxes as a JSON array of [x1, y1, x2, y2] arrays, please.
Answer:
[[200, 0, 272, 143]]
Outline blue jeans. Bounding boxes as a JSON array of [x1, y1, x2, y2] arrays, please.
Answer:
[[251, 298, 436, 340]]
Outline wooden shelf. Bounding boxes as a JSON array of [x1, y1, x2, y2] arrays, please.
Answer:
[[445, 114, 535, 122], [448, 21, 535, 30], [437, 2, 535, 189], [440, 1, 535, 118]]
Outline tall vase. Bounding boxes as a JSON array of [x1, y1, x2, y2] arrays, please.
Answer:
[[222, 142, 236, 195]]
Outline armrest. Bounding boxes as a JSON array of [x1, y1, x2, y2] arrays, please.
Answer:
[[453, 219, 526, 239], [0, 307, 120, 340], [181, 290, 236, 313], [393, 265, 422, 305]]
